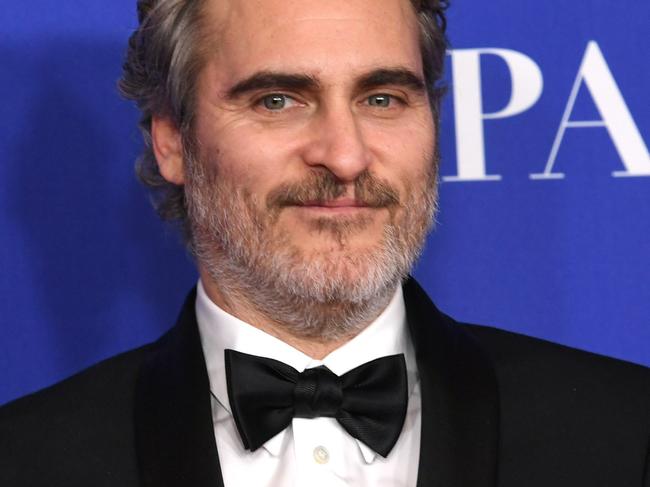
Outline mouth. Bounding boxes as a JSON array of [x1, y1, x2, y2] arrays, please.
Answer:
[[296, 198, 373, 214]]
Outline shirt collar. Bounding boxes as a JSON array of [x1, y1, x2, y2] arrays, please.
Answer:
[[195, 280, 417, 462]]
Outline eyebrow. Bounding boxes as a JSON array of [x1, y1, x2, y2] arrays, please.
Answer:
[[225, 67, 426, 99], [356, 68, 426, 93], [226, 72, 321, 99]]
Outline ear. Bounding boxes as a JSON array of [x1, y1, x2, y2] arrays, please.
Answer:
[[151, 116, 185, 185]]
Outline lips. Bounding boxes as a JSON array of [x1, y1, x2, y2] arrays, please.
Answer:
[[301, 198, 367, 208]]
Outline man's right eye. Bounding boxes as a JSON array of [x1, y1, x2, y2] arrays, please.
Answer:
[[259, 94, 294, 111]]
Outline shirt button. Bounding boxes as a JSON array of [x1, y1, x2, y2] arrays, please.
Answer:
[[313, 446, 330, 464]]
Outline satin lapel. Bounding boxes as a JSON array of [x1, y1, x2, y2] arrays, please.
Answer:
[[134, 289, 225, 487], [404, 279, 500, 487]]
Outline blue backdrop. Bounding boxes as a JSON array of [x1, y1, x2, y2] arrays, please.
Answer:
[[1, 0, 648, 405]]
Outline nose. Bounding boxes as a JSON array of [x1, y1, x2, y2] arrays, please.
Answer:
[[302, 103, 372, 182]]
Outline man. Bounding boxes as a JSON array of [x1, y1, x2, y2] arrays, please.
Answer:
[[1, 0, 649, 486]]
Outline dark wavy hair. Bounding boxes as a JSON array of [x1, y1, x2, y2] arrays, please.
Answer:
[[119, 0, 450, 229]]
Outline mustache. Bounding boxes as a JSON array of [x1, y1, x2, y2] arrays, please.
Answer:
[[266, 170, 400, 209]]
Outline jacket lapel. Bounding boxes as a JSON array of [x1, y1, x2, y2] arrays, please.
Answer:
[[134, 288, 225, 487], [404, 278, 500, 487]]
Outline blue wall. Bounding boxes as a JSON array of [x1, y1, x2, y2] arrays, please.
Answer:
[[1, 1, 648, 405]]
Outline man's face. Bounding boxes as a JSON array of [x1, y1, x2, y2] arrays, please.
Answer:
[[184, 0, 437, 337]]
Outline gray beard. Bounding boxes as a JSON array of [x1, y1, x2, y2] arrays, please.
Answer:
[[185, 148, 438, 342]]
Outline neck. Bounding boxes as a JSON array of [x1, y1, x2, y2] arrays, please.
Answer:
[[199, 268, 393, 360]]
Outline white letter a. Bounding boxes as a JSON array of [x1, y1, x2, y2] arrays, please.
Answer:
[[532, 41, 650, 179]]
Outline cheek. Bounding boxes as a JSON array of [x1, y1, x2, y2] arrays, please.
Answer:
[[201, 126, 297, 193], [365, 120, 435, 184]]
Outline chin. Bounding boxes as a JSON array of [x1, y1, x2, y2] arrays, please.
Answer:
[[276, 247, 404, 304]]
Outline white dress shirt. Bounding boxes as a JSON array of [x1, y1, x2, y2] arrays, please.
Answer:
[[196, 280, 421, 487]]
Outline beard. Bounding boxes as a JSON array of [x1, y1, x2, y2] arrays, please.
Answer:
[[184, 144, 438, 342]]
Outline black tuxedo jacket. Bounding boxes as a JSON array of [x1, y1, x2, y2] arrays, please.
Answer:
[[1, 279, 649, 486]]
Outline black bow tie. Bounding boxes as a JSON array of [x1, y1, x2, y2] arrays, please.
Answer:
[[224, 349, 408, 457]]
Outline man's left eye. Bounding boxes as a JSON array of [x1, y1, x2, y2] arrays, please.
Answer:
[[367, 94, 393, 108]]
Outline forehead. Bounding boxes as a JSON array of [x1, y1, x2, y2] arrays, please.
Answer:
[[203, 0, 423, 82]]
